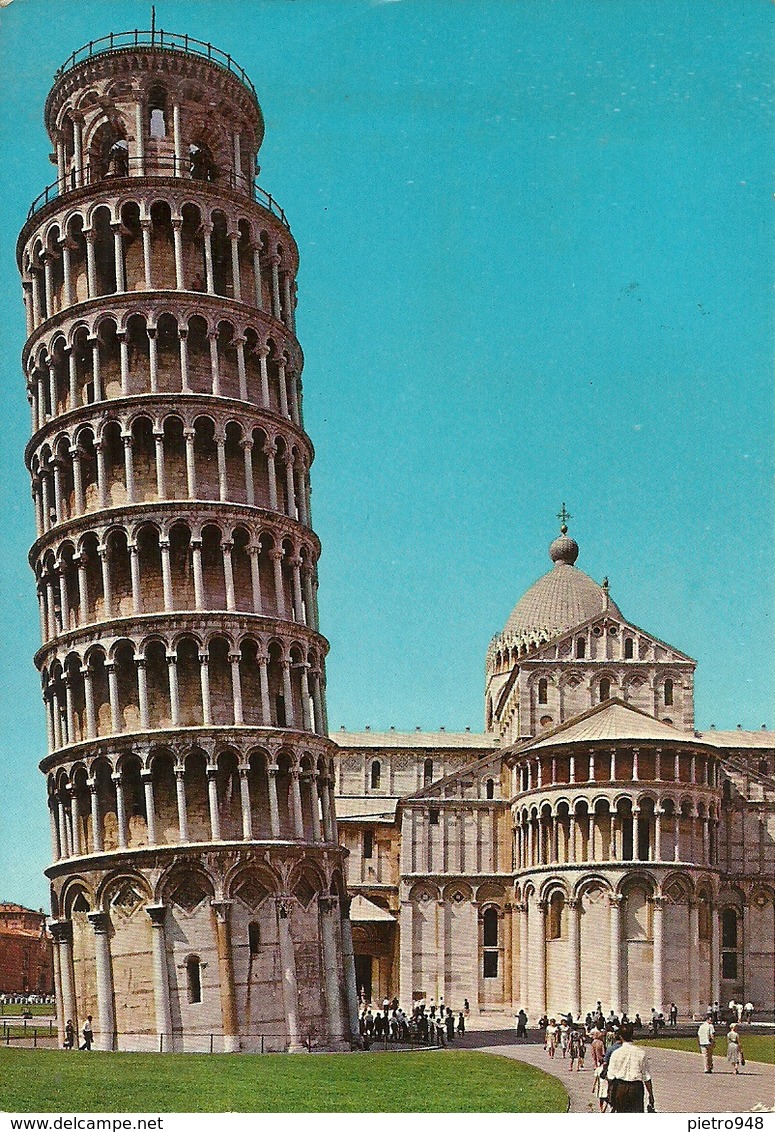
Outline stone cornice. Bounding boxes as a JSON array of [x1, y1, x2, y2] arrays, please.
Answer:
[[21, 290, 300, 374], [34, 608, 329, 670]]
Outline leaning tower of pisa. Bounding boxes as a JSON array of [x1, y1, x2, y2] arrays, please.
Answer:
[[17, 26, 358, 1053]]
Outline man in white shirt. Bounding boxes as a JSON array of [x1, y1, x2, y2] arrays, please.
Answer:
[[697, 1013, 716, 1073], [606, 1023, 655, 1112]]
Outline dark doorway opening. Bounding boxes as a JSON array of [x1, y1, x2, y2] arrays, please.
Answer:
[[354, 954, 372, 1004]]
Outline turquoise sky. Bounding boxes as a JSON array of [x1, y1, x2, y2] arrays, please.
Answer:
[[0, 0, 772, 907]]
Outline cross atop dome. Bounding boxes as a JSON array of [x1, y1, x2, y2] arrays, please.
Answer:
[[556, 502, 572, 535], [550, 504, 579, 565]]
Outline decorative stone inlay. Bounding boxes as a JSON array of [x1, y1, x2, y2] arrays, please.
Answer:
[[234, 877, 270, 911], [110, 882, 142, 917], [293, 877, 316, 909], [170, 876, 208, 914]]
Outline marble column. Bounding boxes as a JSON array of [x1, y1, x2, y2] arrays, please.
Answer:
[[687, 898, 699, 1016], [175, 767, 189, 842], [88, 911, 116, 1051], [320, 896, 347, 1045], [609, 894, 622, 1014], [211, 900, 239, 1052], [339, 897, 360, 1041], [710, 903, 720, 1004], [652, 895, 664, 1014], [238, 765, 252, 839], [568, 897, 581, 1020], [276, 898, 303, 1051], [536, 900, 547, 1015], [267, 763, 281, 837], [147, 905, 173, 1050], [207, 767, 221, 840], [51, 920, 77, 1036], [142, 770, 157, 845], [113, 771, 128, 849]]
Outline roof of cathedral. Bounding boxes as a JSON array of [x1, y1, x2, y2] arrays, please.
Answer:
[[331, 730, 498, 749], [697, 730, 774, 749], [501, 525, 621, 644], [335, 797, 400, 821], [349, 895, 396, 923], [521, 698, 700, 750]]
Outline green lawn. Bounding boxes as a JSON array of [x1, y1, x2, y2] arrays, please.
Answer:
[[1, 1022, 56, 1039], [0, 1048, 567, 1113], [644, 1035, 775, 1065], [0, 1004, 54, 1017]]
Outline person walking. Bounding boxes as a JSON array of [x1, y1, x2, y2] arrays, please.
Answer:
[[592, 1064, 609, 1112], [80, 1015, 93, 1051], [516, 1008, 528, 1038], [457, 1011, 465, 1036], [589, 1023, 606, 1068], [726, 1024, 745, 1075], [559, 1017, 570, 1058], [64, 1019, 75, 1050], [545, 1018, 558, 1058], [697, 1012, 716, 1073], [606, 1023, 656, 1113], [568, 1027, 584, 1072]]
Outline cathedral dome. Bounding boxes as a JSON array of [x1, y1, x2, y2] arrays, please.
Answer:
[[503, 528, 621, 642]]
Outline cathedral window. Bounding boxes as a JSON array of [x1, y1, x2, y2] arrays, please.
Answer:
[[363, 829, 373, 859], [482, 907, 499, 978], [576, 637, 585, 658], [538, 678, 547, 704], [186, 955, 202, 1004], [624, 637, 634, 659], [486, 778, 495, 800], [423, 758, 434, 786], [599, 678, 610, 702], [721, 908, 738, 979], [758, 758, 769, 776], [664, 679, 674, 706], [429, 808, 439, 826], [370, 760, 381, 790]]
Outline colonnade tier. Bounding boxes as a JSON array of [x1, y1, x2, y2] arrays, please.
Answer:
[[513, 745, 720, 791], [39, 622, 329, 752], [45, 736, 340, 862], [24, 304, 303, 433], [34, 512, 321, 649], [488, 624, 687, 671], [29, 414, 313, 551], [513, 787, 721, 870], [19, 184, 298, 339]]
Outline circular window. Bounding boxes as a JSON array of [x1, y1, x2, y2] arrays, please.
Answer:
[[593, 626, 602, 637], [609, 626, 618, 635]]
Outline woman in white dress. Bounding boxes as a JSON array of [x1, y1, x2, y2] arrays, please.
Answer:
[[726, 1023, 745, 1074]]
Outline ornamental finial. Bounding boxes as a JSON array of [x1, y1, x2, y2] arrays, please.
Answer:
[[556, 502, 572, 536]]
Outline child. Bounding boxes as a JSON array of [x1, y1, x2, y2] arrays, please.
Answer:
[[569, 1027, 585, 1071]]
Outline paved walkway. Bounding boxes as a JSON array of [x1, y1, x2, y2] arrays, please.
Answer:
[[467, 1033, 774, 1113]]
